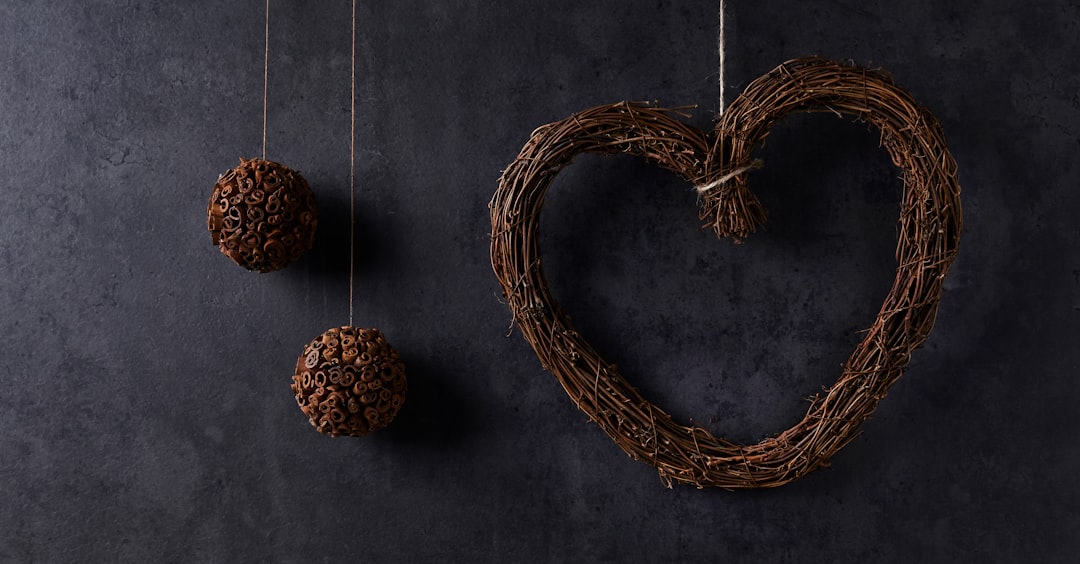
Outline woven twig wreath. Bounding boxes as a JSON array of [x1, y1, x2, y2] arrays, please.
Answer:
[[489, 57, 962, 489]]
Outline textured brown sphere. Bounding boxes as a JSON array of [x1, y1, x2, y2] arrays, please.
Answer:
[[291, 326, 407, 437], [208, 157, 318, 272]]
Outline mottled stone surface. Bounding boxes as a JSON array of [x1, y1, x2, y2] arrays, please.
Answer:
[[1, 1, 1077, 561]]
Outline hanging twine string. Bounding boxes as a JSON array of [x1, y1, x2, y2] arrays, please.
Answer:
[[261, 0, 270, 159], [348, 0, 357, 326], [695, 0, 764, 194], [697, 0, 764, 195], [717, 0, 726, 116]]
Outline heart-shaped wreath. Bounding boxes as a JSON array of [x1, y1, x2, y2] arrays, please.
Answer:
[[489, 57, 962, 488]]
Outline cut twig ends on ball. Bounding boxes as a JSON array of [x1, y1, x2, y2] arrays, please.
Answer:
[[292, 326, 407, 437], [207, 158, 318, 272], [490, 57, 962, 489]]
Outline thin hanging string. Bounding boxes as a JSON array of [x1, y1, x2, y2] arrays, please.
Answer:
[[717, 0, 726, 116], [261, 0, 270, 159], [348, 0, 357, 326], [696, 0, 762, 195]]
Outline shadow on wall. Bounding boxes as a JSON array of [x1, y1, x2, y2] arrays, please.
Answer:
[[287, 186, 387, 283], [379, 354, 477, 448]]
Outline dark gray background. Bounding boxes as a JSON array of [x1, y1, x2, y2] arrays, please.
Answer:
[[2, 0, 1077, 561]]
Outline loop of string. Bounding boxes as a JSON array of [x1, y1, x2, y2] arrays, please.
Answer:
[[261, 0, 269, 159], [348, 0, 357, 326], [695, 159, 763, 194]]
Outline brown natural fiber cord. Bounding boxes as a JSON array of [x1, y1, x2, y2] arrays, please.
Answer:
[[261, 0, 270, 159], [348, 0, 357, 326], [489, 57, 962, 489]]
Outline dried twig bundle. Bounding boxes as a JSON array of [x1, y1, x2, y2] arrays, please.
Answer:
[[291, 326, 407, 437], [489, 57, 962, 489], [208, 158, 318, 272]]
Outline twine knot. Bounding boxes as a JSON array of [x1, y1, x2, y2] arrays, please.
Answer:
[[695, 159, 767, 242], [694, 159, 764, 195]]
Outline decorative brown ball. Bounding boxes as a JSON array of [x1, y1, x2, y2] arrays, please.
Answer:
[[291, 326, 407, 437], [207, 157, 318, 272]]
